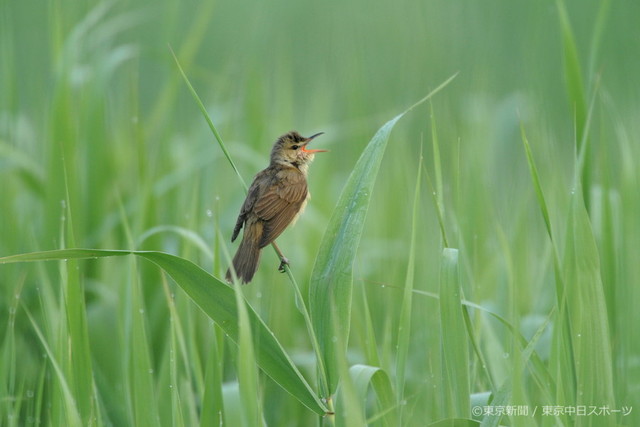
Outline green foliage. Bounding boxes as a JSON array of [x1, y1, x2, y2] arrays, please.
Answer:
[[309, 77, 455, 397], [2, 0, 639, 425]]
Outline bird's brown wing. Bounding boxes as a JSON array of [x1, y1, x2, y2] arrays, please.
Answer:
[[253, 171, 308, 248], [231, 169, 271, 242]]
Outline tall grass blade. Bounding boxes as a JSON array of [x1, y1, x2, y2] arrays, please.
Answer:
[[481, 310, 554, 427], [412, 289, 555, 396], [309, 74, 457, 395], [22, 306, 82, 426], [563, 189, 615, 409], [556, 0, 591, 207], [556, 0, 586, 144], [521, 123, 577, 419], [0, 249, 328, 416], [169, 47, 247, 190], [395, 152, 422, 413], [428, 103, 449, 246], [129, 258, 161, 427], [587, 0, 612, 81], [60, 158, 96, 426], [224, 235, 262, 427], [200, 326, 226, 427], [163, 275, 186, 427], [439, 248, 470, 419]]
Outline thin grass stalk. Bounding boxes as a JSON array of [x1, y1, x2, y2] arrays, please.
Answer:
[[395, 151, 422, 418]]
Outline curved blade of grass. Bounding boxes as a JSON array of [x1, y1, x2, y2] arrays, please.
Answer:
[[0, 249, 328, 415], [439, 248, 470, 419], [137, 225, 214, 260], [309, 73, 458, 395], [349, 364, 397, 427]]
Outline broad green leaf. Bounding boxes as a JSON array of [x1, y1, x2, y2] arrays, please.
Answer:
[[439, 248, 470, 419], [309, 115, 402, 396], [309, 74, 458, 395], [0, 249, 328, 416]]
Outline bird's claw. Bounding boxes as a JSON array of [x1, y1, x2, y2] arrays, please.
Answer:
[[278, 257, 290, 273]]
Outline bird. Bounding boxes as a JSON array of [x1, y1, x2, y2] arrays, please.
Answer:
[[225, 131, 326, 284]]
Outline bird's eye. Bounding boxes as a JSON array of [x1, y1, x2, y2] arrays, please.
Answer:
[[291, 145, 299, 150]]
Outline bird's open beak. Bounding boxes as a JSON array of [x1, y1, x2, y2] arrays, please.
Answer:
[[301, 132, 328, 153]]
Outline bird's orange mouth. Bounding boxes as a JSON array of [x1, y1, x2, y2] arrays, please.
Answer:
[[301, 132, 328, 153]]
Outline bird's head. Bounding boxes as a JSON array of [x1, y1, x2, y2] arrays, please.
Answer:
[[270, 131, 326, 168]]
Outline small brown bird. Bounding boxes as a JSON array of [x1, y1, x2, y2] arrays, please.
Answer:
[[226, 131, 326, 283]]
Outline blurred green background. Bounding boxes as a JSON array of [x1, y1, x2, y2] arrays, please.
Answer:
[[1, 0, 639, 425]]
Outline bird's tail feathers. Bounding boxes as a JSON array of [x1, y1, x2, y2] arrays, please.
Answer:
[[226, 235, 262, 284]]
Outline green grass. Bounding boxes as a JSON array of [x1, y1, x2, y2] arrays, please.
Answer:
[[2, 0, 640, 426]]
